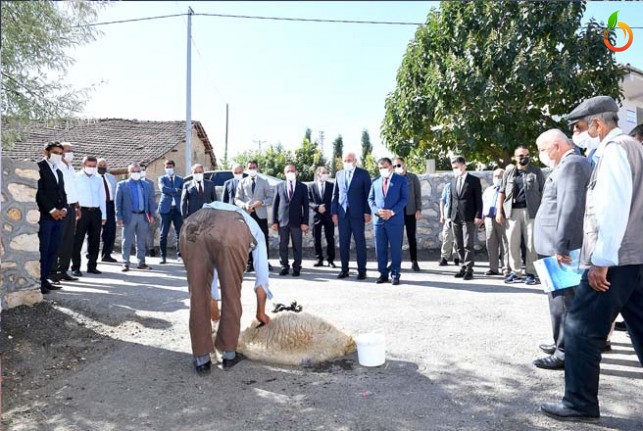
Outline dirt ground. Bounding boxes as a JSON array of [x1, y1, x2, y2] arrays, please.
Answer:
[[2, 256, 642, 431]]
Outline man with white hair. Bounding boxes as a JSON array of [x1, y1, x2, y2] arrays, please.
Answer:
[[331, 152, 372, 280], [223, 163, 244, 204], [532, 129, 591, 371], [541, 96, 643, 422], [482, 168, 508, 276]]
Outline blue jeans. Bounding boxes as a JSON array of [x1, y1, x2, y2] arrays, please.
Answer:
[[160, 208, 183, 257], [39, 218, 64, 281]]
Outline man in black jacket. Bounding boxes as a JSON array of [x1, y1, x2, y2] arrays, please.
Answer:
[[272, 164, 309, 277], [449, 156, 483, 280], [36, 142, 68, 294], [308, 166, 336, 268]]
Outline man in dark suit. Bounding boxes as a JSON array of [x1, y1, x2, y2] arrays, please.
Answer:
[[308, 166, 336, 268], [158, 159, 184, 263], [331, 152, 372, 280], [181, 163, 217, 218], [532, 129, 592, 371], [272, 164, 309, 277], [449, 156, 483, 280], [222, 163, 244, 204], [368, 158, 409, 285], [36, 142, 68, 294]]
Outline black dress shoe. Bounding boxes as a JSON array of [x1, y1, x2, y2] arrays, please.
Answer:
[[328, 261, 336, 268], [533, 355, 565, 370], [149, 249, 157, 257], [71, 270, 83, 277], [220, 353, 245, 371], [392, 278, 400, 286], [313, 260, 324, 267], [412, 261, 420, 271], [376, 276, 389, 284], [357, 273, 367, 280], [194, 360, 211, 375], [101, 256, 117, 263], [337, 271, 349, 279], [485, 270, 499, 276], [40, 285, 51, 295], [268, 263, 273, 271], [454, 269, 466, 278], [48, 282, 63, 290], [539, 343, 556, 355], [601, 343, 612, 353], [49, 273, 61, 282], [439, 258, 448, 266], [59, 272, 78, 281], [292, 271, 300, 277], [87, 268, 102, 274], [246, 264, 254, 272], [454, 258, 460, 265], [614, 321, 627, 331], [463, 272, 473, 280], [160, 258, 167, 264], [279, 268, 289, 276], [540, 402, 599, 423], [121, 264, 130, 272]]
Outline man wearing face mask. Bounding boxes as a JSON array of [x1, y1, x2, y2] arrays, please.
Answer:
[[629, 123, 643, 143], [235, 160, 274, 272], [308, 166, 336, 268], [50, 142, 80, 283], [449, 156, 483, 280], [496, 146, 545, 285], [368, 158, 409, 285], [568, 115, 602, 168], [158, 160, 184, 264], [541, 96, 643, 423], [96, 158, 117, 263], [331, 152, 372, 280], [36, 142, 68, 294], [71, 156, 107, 276], [116, 163, 156, 272], [532, 129, 592, 371], [139, 163, 157, 257], [271, 164, 309, 276], [482, 169, 509, 276], [181, 163, 217, 218], [392, 157, 422, 272], [223, 163, 245, 204]]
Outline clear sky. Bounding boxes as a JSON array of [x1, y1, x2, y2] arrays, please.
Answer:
[[66, 1, 643, 165]]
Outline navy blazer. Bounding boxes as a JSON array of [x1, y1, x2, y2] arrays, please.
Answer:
[[157, 175, 184, 214], [222, 178, 240, 204], [181, 179, 217, 218], [36, 159, 68, 220], [368, 173, 409, 226], [449, 173, 483, 222], [115, 179, 156, 225], [308, 180, 333, 224], [273, 180, 310, 228], [331, 167, 372, 218]]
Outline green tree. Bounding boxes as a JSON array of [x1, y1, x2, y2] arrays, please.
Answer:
[[331, 135, 344, 177], [305, 128, 312, 142], [381, 1, 625, 166], [1, 1, 104, 148], [233, 145, 295, 180], [361, 129, 373, 162], [294, 136, 327, 182]]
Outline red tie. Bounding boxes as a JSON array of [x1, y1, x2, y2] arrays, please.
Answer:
[[382, 177, 389, 197]]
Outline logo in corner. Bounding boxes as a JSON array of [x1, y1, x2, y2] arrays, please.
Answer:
[[604, 11, 633, 52]]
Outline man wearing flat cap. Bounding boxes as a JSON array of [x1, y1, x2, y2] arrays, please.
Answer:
[[541, 96, 643, 423]]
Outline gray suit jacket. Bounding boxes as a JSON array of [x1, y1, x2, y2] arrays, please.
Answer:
[[534, 153, 591, 256], [234, 175, 274, 220], [402, 172, 423, 215]]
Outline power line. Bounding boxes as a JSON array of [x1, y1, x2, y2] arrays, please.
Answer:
[[81, 13, 186, 27], [193, 12, 424, 26]]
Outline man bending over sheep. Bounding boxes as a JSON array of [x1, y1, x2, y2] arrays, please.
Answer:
[[179, 201, 272, 375]]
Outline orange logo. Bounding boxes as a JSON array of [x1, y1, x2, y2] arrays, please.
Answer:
[[604, 11, 633, 52]]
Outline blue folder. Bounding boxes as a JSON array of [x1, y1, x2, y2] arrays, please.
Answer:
[[534, 249, 584, 293]]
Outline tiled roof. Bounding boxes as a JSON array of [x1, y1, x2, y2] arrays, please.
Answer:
[[4, 118, 216, 171]]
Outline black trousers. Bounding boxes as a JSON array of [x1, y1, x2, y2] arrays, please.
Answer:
[[452, 219, 475, 272], [72, 207, 102, 271], [53, 204, 77, 274], [404, 213, 418, 262], [101, 200, 116, 258], [313, 217, 335, 263], [279, 226, 303, 271], [248, 212, 269, 265]]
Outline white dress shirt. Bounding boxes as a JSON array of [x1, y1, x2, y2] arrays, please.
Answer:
[[59, 161, 79, 204], [202, 201, 272, 300], [75, 171, 107, 220], [591, 128, 632, 267]]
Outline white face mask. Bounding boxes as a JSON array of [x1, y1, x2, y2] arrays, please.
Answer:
[[233, 173, 243, 180], [343, 162, 354, 171], [140, 171, 147, 178], [320, 174, 329, 182], [493, 178, 502, 187], [84, 167, 96, 176], [394, 167, 404, 175], [49, 153, 63, 165], [247, 169, 258, 178], [572, 131, 600, 151], [379, 168, 391, 179], [165, 168, 174, 176], [453, 168, 462, 177], [64, 152, 74, 162], [285, 172, 296, 181], [539, 150, 554, 168], [193, 173, 204, 182], [130, 172, 141, 181]]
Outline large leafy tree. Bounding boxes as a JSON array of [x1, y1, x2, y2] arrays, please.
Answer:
[[1, 1, 102, 147], [294, 133, 327, 182], [331, 135, 344, 177], [233, 144, 295, 180], [381, 1, 625, 166], [360, 129, 372, 161]]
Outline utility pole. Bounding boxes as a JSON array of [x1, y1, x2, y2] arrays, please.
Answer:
[[318, 130, 325, 154], [224, 103, 229, 167], [184, 6, 194, 176], [252, 139, 266, 152]]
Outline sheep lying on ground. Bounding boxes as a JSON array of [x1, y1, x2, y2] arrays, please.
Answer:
[[235, 311, 356, 366]]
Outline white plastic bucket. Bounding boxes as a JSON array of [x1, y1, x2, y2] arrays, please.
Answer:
[[354, 333, 386, 367]]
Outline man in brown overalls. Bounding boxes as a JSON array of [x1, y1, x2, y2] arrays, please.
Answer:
[[180, 207, 270, 374]]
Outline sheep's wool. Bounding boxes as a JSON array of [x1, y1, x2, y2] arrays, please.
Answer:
[[236, 312, 356, 366]]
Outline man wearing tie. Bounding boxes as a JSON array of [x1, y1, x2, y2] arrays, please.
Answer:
[[181, 163, 217, 218], [308, 166, 336, 268], [140, 163, 157, 257], [116, 163, 156, 272], [449, 156, 483, 280], [368, 158, 409, 285], [272, 164, 309, 277], [222, 164, 244, 204], [158, 160, 184, 264], [331, 152, 372, 280], [97, 158, 118, 263]]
